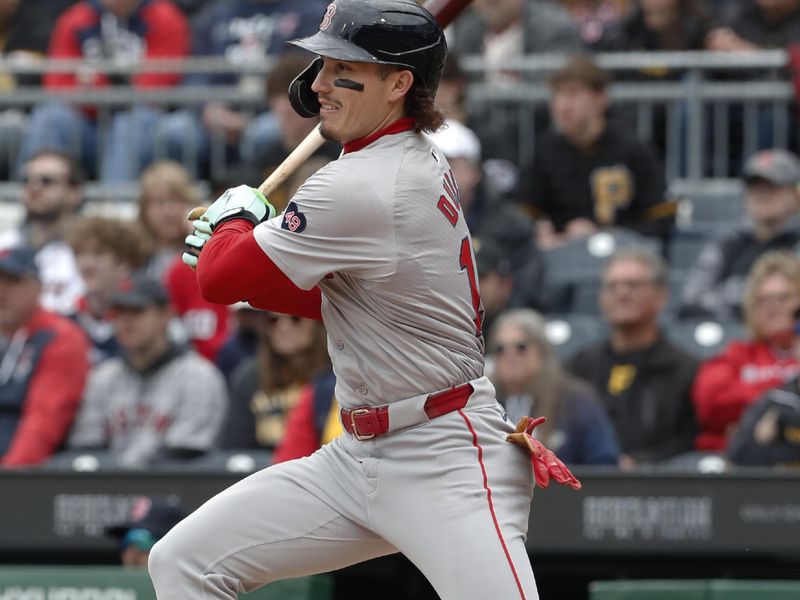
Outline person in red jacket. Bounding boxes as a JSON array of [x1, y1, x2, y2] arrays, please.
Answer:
[[17, 0, 191, 182], [0, 246, 90, 467], [692, 251, 800, 451]]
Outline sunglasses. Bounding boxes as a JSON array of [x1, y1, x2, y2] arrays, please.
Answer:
[[120, 528, 156, 552], [492, 341, 529, 356], [21, 173, 70, 187], [267, 314, 303, 325]]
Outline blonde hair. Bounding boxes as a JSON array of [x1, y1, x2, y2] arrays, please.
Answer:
[[743, 251, 800, 337], [488, 308, 567, 444], [137, 160, 201, 240]]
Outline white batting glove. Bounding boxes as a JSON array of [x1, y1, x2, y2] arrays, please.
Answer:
[[203, 185, 277, 231], [182, 220, 212, 268]]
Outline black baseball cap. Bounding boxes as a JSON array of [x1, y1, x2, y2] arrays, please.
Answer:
[[109, 274, 169, 310], [106, 496, 185, 541], [0, 246, 39, 279]]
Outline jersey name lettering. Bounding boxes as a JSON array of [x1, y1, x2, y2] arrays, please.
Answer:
[[436, 169, 461, 227]]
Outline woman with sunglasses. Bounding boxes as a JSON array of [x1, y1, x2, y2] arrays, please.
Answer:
[[222, 312, 332, 452], [488, 308, 620, 465]]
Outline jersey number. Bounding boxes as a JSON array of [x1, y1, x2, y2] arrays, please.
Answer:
[[459, 236, 483, 337]]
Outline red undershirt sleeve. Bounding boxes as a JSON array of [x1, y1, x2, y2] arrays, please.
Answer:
[[196, 219, 323, 320]]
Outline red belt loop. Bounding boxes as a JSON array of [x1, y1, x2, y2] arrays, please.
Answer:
[[341, 382, 474, 440]]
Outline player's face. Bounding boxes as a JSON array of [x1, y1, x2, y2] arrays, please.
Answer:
[[491, 321, 540, 394], [600, 259, 666, 327], [311, 58, 411, 143], [750, 273, 800, 340]]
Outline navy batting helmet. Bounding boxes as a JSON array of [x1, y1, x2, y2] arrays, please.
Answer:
[[287, 0, 447, 117]]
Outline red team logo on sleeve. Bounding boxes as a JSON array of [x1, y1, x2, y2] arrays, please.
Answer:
[[281, 202, 307, 233], [320, 3, 336, 30]]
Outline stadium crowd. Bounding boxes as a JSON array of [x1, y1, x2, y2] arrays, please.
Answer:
[[2, 0, 800, 474]]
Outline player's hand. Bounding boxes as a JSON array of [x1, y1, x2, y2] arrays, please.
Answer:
[[182, 219, 212, 268], [201, 185, 277, 231], [181, 186, 276, 269], [507, 416, 582, 490]]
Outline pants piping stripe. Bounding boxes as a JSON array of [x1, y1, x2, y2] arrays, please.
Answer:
[[458, 409, 527, 600]]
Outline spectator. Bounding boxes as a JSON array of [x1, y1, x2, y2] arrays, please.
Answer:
[[728, 307, 800, 466], [0, 150, 85, 315], [67, 274, 228, 468], [426, 119, 540, 280], [705, 1, 800, 166], [602, 0, 711, 52], [435, 52, 519, 197], [0, 0, 76, 178], [141, 161, 232, 361], [680, 148, 800, 320], [451, 0, 582, 82], [67, 216, 148, 364], [271, 369, 339, 463], [138, 160, 199, 280], [158, 1, 323, 178], [476, 241, 517, 336], [706, 0, 800, 52], [19, 0, 191, 182], [248, 52, 341, 212], [450, 0, 582, 175], [560, 0, 632, 49], [106, 496, 185, 568], [519, 55, 676, 249], [222, 312, 330, 451], [215, 301, 261, 382], [434, 52, 469, 125], [488, 308, 620, 465], [693, 251, 800, 451], [0, 246, 90, 468], [599, 0, 712, 163], [567, 248, 699, 467]]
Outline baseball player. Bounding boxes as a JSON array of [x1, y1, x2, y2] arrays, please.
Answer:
[[148, 2, 579, 599]]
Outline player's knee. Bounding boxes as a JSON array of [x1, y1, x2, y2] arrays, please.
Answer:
[[147, 532, 182, 585]]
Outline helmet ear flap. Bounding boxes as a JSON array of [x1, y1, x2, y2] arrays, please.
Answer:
[[289, 58, 323, 118]]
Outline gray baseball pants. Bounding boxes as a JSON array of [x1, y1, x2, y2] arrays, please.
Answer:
[[148, 396, 538, 599]]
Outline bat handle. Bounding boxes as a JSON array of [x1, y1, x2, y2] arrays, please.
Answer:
[[186, 125, 326, 223], [258, 125, 326, 197]]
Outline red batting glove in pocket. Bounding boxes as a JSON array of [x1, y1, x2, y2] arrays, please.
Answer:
[[506, 416, 582, 490]]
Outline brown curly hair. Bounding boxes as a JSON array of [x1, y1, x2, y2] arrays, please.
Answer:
[[378, 64, 446, 133], [67, 216, 148, 269]]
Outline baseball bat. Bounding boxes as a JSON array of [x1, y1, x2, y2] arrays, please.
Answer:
[[187, 0, 474, 223]]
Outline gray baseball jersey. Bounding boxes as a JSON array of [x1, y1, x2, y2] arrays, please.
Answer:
[[254, 130, 485, 408], [149, 126, 540, 600]]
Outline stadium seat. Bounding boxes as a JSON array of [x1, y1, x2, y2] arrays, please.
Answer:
[[545, 314, 608, 361], [663, 318, 746, 359], [667, 230, 713, 272]]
